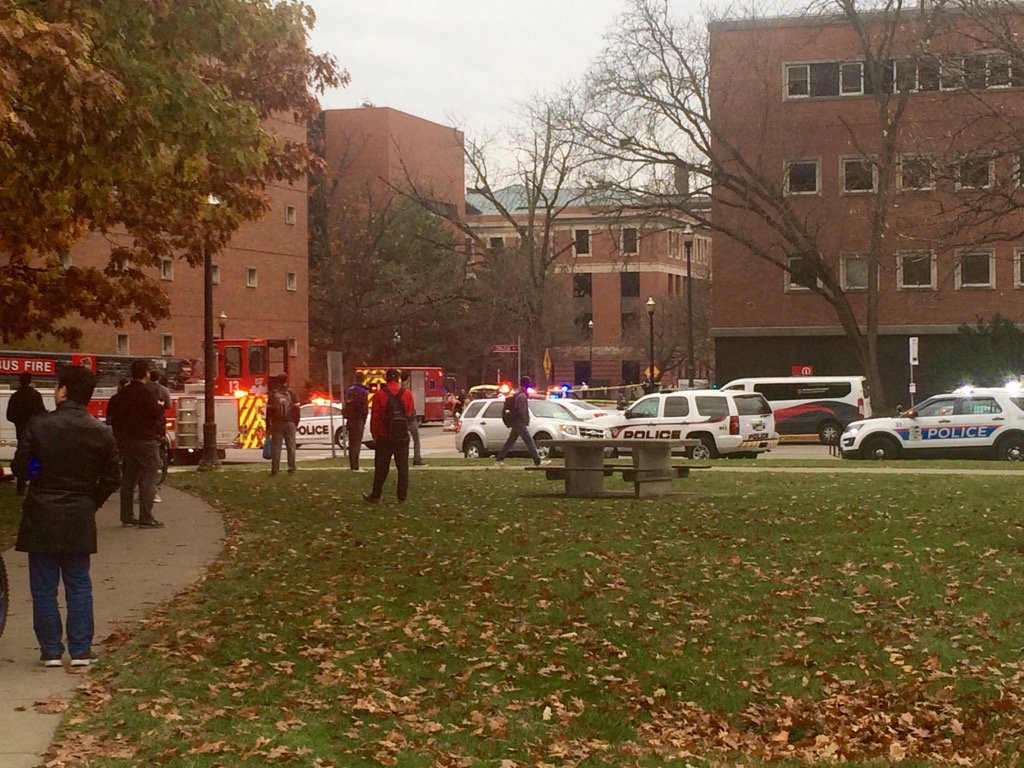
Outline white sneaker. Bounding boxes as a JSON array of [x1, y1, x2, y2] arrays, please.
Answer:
[[41, 657, 63, 668], [495, 460, 505, 467], [539, 459, 552, 466], [153, 494, 162, 503]]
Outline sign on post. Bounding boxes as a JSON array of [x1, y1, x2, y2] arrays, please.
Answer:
[[543, 348, 552, 382], [909, 337, 919, 366], [492, 344, 519, 353]]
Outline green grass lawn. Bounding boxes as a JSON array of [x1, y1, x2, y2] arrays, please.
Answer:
[[49, 466, 1024, 766]]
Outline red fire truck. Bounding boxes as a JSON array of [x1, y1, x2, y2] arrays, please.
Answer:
[[356, 366, 447, 423]]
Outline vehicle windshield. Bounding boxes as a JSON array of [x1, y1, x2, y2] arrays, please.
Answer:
[[734, 394, 772, 416]]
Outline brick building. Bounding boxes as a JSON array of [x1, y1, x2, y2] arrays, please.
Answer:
[[708, 11, 1024, 404]]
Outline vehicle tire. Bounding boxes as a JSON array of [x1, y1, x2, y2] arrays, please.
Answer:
[[334, 427, 348, 451], [860, 434, 900, 460], [995, 434, 1024, 461], [463, 435, 486, 459], [688, 435, 719, 460], [534, 432, 554, 459], [0, 554, 8, 640], [817, 419, 842, 446]]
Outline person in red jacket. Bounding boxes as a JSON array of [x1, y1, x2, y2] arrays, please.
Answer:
[[363, 368, 415, 503]]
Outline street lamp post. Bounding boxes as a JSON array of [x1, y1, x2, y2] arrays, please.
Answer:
[[645, 296, 656, 392], [218, 311, 227, 340], [198, 194, 221, 471], [587, 319, 594, 382], [682, 224, 696, 388]]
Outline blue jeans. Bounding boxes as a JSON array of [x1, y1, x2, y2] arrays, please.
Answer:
[[28, 553, 93, 659], [496, 423, 542, 465]]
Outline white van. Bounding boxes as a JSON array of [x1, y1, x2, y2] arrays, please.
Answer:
[[721, 376, 871, 444]]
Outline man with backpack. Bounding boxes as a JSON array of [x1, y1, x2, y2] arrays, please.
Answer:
[[496, 376, 549, 467], [363, 368, 414, 503], [266, 374, 300, 475], [342, 372, 369, 472]]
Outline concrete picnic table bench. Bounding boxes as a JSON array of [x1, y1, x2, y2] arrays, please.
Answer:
[[532, 438, 702, 499]]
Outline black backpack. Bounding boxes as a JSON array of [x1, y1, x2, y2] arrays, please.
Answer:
[[383, 388, 409, 441], [269, 389, 291, 422], [501, 394, 516, 427]]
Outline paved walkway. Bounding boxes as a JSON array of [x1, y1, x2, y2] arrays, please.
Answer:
[[0, 486, 224, 768]]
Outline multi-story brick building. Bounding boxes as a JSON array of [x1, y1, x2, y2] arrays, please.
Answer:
[[708, 10, 1024, 403]]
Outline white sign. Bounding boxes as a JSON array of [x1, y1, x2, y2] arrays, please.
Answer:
[[909, 382, 917, 393], [909, 336, 919, 366]]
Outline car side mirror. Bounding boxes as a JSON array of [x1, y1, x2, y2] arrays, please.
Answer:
[[900, 408, 916, 419]]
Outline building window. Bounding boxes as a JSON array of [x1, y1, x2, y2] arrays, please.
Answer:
[[489, 237, 504, 251], [786, 64, 810, 97], [894, 59, 918, 91], [917, 55, 940, 91], [574, 312, 593, 332], [622, 360, 641, 385], [898, 252, 935, 290], [957, 155, 993, 190], [288, 338, 298, 358], [989, 54, 1012, 88], [211, 262, 220, 285], [785, 255, 818, 291], [574, 229, 591, 255], [161, 335, 174, 356], [620, 271, 640, 297], [840, 62, 863, 95], [899, 155, 934, 191], [940, 57, 962, 91], [573, 273, 592, 298], [285, 205, 297, 225], [842, 158, 875, 193], [286, 271, 297, 292], [621, 312, 640, 335], [841, 254, 870, 291], [621, 227, 639, 254], [786, 160, 819, 195], [574, 360, 592, 385], [246, 267, 258, 288], [116, 333, 129, 355], [1015, 249, 1024, 288], [956, 249, 994, 288], [159, 257, 173, 281]]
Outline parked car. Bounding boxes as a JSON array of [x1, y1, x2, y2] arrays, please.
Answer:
[[551, 399, 612, 420], [455, 397, 607, 459], [594, 389, 778, 459], [295, 402, 347, 449], [841, 385, 1024, 460], [721, 376, 871, 444]]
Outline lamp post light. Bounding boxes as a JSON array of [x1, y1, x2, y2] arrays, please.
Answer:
[[682, 223, 696, 388], [217, 311, 227, 340], [393, 329, 401, 357], [199, 194, 221, 472], [645, 296, 656, 391], [587, 319, 594, 381]]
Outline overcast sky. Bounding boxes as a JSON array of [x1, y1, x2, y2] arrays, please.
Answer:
[[305, 0, 629, 136]]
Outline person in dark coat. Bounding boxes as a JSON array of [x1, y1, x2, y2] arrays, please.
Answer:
[[343, 372, 369, 472], [6, 372, 47, 494], [495, 376, 547, 467], [14, 365, 120, 667], [106, 360, 164, 527], [266, 374, 301, 475]]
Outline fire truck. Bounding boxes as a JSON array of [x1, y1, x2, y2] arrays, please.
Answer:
[[356, 366, 447, 423], [0, 339, 290, 462]]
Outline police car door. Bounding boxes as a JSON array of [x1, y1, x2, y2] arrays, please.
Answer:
[[951, 395, 1004, 449], [902, 396, 956, 450]]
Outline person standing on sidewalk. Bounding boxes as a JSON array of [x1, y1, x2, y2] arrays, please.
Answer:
[[107, 360, 164, 528], [267, 374, 300, 475], [399, 370, 426, 466], [363, 368, 414, 503], [6, 372, 46, 495], [14, 365, 120, 667], [496, 376, 549, 467], [343, 372, 369, 472]]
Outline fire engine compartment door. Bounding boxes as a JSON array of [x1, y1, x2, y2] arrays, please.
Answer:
[[411, 370, 426, 417]]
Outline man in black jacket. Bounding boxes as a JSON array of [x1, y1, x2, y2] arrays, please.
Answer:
[[107, 360, 164, 527], [266, 374, 300, 475], [6, 372, 46, 494], [14, 365, 120, 667], [495, 376, 549, 467], [343, 372, 369, 472]]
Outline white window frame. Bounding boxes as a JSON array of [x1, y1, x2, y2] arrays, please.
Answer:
[[288, 338, 298, 358], [784, 255, 821, 292], [956, 154, 994, 191], [573, 228, 591, 256], [988, 53, 1012, 89], [897, 251, 936, 290], [285, 205, 297, 225], [955, 248, 995, 289], [1015, 248, 1024, 288], [159, 257, 173, 281], [840, 62, 864, 95], [286, 271, 297, 292], [898, 155, 935, 191], [116, 333, 129, 355], [246, 266, 258, 288], [211, 262, 220, 285], [786, 63, 810, 98], [841, 253, 871, 291], [785, 159, 820, 195], [841, 157, 876, 193], [161, 334, 174, 356], [621, 227, 639, 255], [893, 59, 919, 92]]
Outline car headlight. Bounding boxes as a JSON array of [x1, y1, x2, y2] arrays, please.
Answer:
[[843, 424, 861, 436], [559, 424, 579, 436]]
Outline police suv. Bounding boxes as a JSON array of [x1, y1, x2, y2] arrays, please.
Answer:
[[840, 386, 1024, 460], [295, 402, 347, 450], [596, 389, 778, 459]]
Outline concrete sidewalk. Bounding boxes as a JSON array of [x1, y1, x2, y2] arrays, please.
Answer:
[[0, 486, 224, 768]]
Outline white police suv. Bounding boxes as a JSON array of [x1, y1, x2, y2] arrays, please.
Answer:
[[840, 386, 1024, 460], [295, 402, 347, 450]]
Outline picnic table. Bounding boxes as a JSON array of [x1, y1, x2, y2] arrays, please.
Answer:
[[532, 438, 701, 499]]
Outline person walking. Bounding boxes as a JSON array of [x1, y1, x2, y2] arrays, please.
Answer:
[[343, 372, 369, 472], [363, 368, 414, 503], [107, 360, 164, 528], [267, 374, 300, 475], [399, 370, 426, 466], [13, 365, 120, 667], [6, 372, 47, 495], [496, 376, 549, 467], [146, 368, 172, 504]]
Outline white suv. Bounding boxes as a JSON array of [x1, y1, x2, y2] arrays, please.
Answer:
[[596, 389, 777, 459], [841, 386, 1024, 460], [456, 397, 607, 459]]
